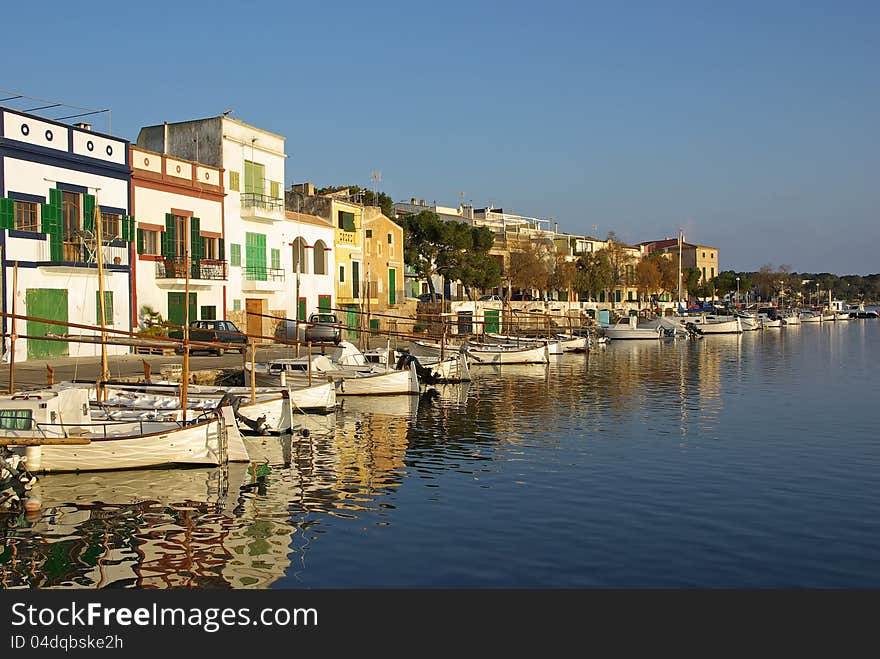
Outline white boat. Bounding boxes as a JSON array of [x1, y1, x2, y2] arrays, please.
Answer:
[[363, 345, 471, 383], [668, 314, 743, 334], [483, 333, 564, 355], [781, 311, 800, 326], [603, 316, 665, 340], [328, 360, 421, 395], [734, 311, 763, 330], [1, 387, 250, 473], [467, 342, 550, 364], [798, 310, 823, 323], [554, 333, 589, 352], [408, 339, 467, 359]]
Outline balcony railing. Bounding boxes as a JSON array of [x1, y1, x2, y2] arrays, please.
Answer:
[[240, 193, 283, 213], [243, 265, 286, 282], [156, 257, 228, 281]]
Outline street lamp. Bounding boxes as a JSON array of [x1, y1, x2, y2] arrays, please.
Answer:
[[736, 277, 740, 307]]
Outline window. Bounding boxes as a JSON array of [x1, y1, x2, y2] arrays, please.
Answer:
[[0, 409, 32, 430], [338, 210, 356, 231], [377, 241, 382, 257], [200, 305, 216, 320], [229, 171, 240, 191], [270, 181, 280, 199], [101, 212, 121, 240], [711, 267, 715, 279], [387, 233, 392, 244], [96, 290, 113, 325], [244, 160, 265, 195], [271, 248, 280, 270], [702, 267, 707, 281], [62, 191, 80, 259], [339, 265, 345, 283], [203, 236, 218, 260], [702, 252, 706, 258], [233, 299, 241, 311], [365, 229, 372, 238], [14, 200, 39, 232], [313, 240, 327, 275], [230, 243, 241, 266], [142, 229, 160, 255], [171, 215, 186, 257], [292, 238, 308, 274]]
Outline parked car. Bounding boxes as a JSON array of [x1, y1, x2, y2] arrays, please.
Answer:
[[303, 313, 342, 344], [173, 320, 247, 355], [509, 292, 534, 301], [478, 294, 503, 302]]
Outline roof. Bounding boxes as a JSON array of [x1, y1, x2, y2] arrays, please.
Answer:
[[285, 210, 332, 228]]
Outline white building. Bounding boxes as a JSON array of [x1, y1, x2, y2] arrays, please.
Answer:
[[0, 107, 132, 361], [130, 146, 226, 331], [137, 116, 289, 340], [285, 209, 335, 320]]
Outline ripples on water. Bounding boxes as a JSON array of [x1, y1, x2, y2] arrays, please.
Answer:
[[2, 322, 879, 588]]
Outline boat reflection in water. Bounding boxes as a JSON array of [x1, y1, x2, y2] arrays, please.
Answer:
[[0, 395, 424, 589]]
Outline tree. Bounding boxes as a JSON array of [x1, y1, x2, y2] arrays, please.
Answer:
[[596, 233, 636, 308], [436, 224, 500, 299], [399, 211, 447, 301], [656, 253, 682, 299], [508, 241, 553, 294], [683, 267, 702, 300], [711, 271, 739, 300], [575, 250, 611, 301], [635, 256, 663, 305], [551, 255, 579, 301]]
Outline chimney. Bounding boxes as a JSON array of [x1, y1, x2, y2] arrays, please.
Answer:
[[419, 199, 426, 206], [554, 222, 558, 234], [410, 198, 416, 205], [163, 121, 169, 155], [74, 122, 92, 131]]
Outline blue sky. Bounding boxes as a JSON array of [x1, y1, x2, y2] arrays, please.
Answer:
[[3, 0, 877, 274]]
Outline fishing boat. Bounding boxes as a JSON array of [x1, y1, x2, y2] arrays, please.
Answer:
[[483, 333, 564, 355], [603, 316, 666, 340], [467, 341, 550, 364], [798, 310, 823, 323], [0, 387, 250, 473]]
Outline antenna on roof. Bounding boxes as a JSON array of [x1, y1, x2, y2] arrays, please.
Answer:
[[222, 109, 233, 116]]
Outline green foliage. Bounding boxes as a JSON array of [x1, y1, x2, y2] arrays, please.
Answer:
[[316, 185, 395, 218], [575, 250, 612, 300], [139, 305, 168, 337]]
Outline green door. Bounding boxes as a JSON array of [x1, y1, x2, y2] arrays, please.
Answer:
[[26, 289, 68, 359], [297, 298, 306, 321], [346, 304, 358, 340], [388, 268, 396, 305], [168, 292, 197, 332], [318, 295, 332, 313], [484, 309, 500, 333]]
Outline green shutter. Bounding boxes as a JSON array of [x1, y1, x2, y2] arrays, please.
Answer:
[[388, 233, 392, 244], [245, 232, 266, 280], [0, 198, 14, 230], [82, 194, 95, 232], [218, 238, 225, 260], [230, 243, 241, 266], [190, 217, 202, 279], [96, 291, 113, 325], [388, 269, 396, 305], [162, 213, 176, 257], [270, 181, 280, 199], [244, 161, 265, 195], [41, 195, 63, 262], [136, 228, 145, 254], [297, 298, 306, 321], [229, 171, 240, 191], [271, 248, 280, 271], [338, 211, 356, 232]]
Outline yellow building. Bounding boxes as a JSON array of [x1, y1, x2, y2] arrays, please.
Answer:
[[363, 206, 404, 315]]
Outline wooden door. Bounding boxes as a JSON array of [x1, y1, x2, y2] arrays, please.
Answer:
[[246, 298, 266, 342]]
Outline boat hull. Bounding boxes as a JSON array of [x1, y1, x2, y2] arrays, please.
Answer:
[[467, 343, 549, 364]]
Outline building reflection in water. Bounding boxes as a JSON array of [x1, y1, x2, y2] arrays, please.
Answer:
[[1, 339, 750, 589]]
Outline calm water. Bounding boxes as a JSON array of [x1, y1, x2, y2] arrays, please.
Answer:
[[2, 320, 879, 588]]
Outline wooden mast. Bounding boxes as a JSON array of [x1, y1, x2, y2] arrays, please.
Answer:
[[8, 261, 17, 393], [95, 204, 109, 396], [181, 241, 190, 422]]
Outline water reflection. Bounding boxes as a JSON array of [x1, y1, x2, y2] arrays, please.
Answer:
[[3, 323, 876, 588]]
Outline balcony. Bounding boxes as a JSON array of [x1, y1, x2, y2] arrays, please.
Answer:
[[241, 265, 286, 291], [155, 257, 228, 288], [240, 192, 284, 222], [36, 238, 130, 271]]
